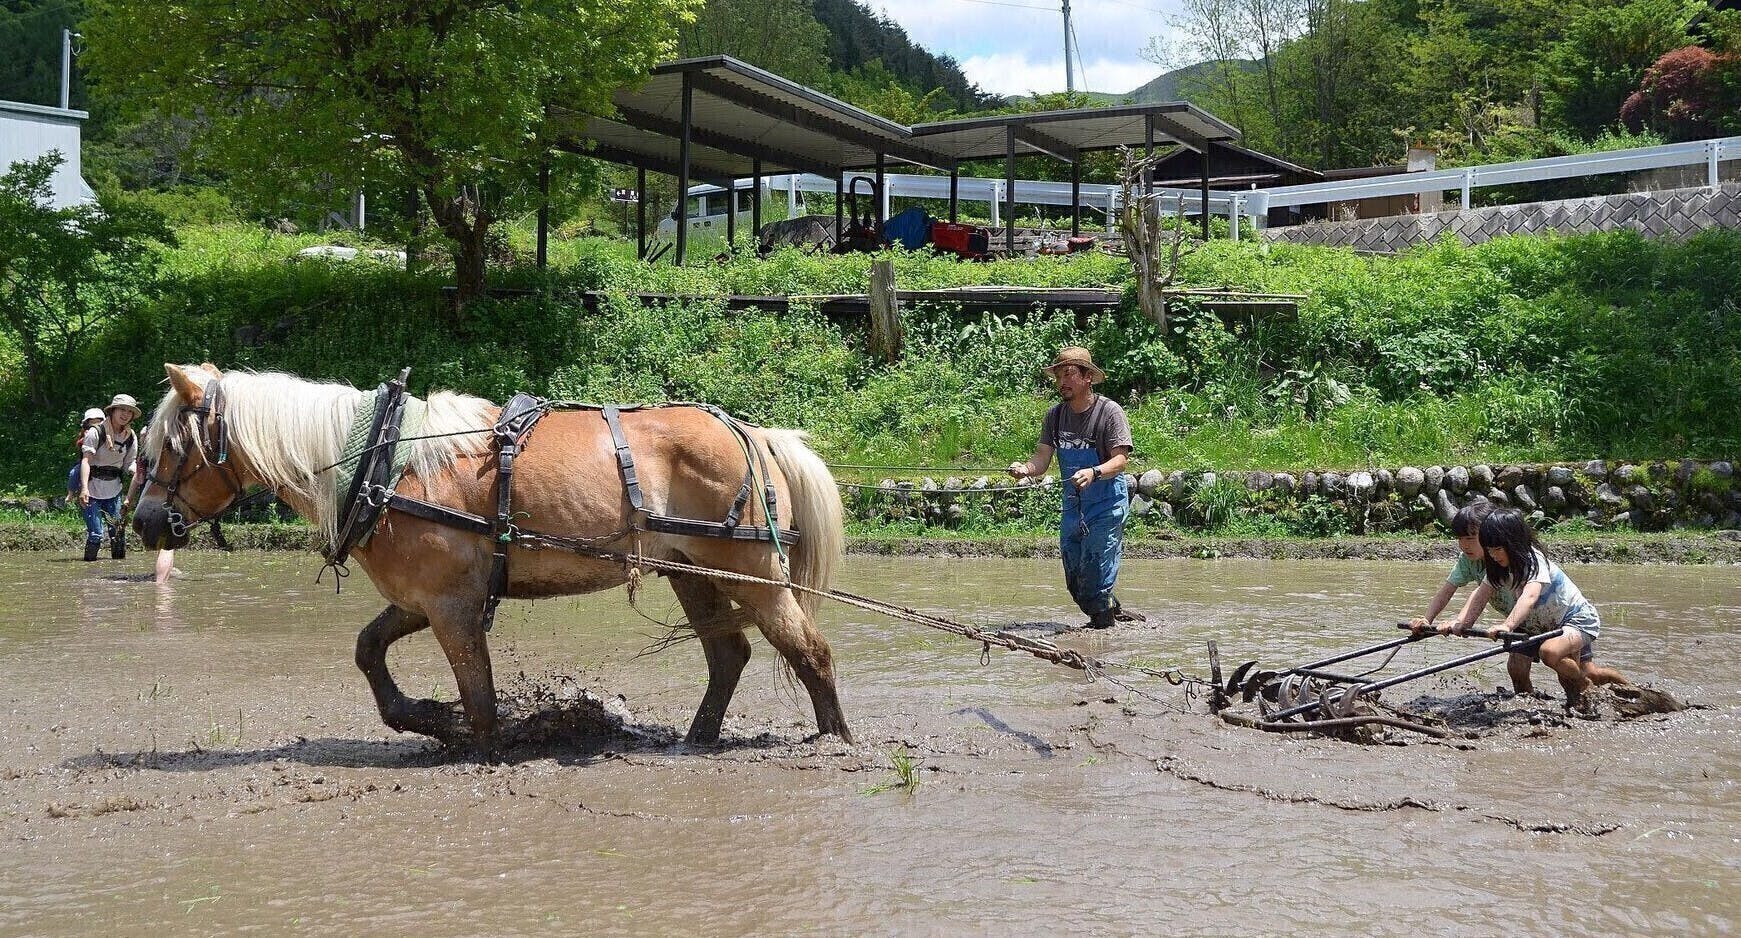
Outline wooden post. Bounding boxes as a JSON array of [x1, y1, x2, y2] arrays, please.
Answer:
[[751, 159, 762, 250], [868, 259, 902, 363]]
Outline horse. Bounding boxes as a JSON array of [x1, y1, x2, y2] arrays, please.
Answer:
[[132, 363, 850, 751]]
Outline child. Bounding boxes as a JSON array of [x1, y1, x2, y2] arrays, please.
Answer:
[[65, 408, 105, 504], [77, 394, 141, 561], [1444, 508, 1628, 711], [1411, 500, 1496, 635]]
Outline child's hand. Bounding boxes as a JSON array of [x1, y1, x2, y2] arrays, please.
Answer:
[[1487, 626, 1506, 640], [1442, 621, 1464, 636], [1408, 616, 1431, 632]]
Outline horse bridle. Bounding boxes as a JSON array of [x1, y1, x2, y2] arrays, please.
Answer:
[[149, 378, 247, 539]]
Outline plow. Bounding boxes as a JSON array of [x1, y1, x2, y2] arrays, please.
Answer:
[[1206, 625, 1569, 739]]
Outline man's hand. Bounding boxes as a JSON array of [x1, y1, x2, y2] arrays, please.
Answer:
[[1069, 467, 1097, 489], [1007, 461, 1028, 479]]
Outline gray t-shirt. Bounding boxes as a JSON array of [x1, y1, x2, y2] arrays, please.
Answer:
[[1041, 395, 1133, 464], [81, 425, 137, 500]]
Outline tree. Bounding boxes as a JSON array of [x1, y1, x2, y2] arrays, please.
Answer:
[[1620, 45, 1741, 139], [678, 0, 833, 86], [0, 153, 173, 409], [1542, 0, 1702, 139], [82, 0, 698, 307]]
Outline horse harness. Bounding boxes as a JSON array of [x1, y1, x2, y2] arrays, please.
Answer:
[[152, 379, 248, 540], [324, 372, 800, 631]]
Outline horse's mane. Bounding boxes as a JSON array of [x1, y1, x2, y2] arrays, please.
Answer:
[[145, 367, 495, 542]]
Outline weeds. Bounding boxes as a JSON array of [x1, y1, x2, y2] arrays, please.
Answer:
[[863, 746, 922, 796]]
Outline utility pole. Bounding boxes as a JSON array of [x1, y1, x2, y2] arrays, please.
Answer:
[[1062, 0, 1074, 94], [60, 28, 72, 109]]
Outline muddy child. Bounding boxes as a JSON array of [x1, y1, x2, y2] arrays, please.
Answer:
[[1441, 508, 1628, 710]]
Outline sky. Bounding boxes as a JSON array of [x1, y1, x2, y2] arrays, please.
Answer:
[[866, 0, 1186, 98]]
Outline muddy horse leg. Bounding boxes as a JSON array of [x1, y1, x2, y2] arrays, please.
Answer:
[[426, 601, 500, 750], [737, 587, 852, 744], [354, 605, 433, 733], [670, 574, 753, 745]]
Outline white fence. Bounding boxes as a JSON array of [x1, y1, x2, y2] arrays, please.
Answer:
[[672, 135, 1740, 242]]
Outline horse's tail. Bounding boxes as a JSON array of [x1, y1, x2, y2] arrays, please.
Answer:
[[760, 428, 843, 619]]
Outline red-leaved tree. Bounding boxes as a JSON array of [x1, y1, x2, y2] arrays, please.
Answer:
[[1621, 46, 1741, 141]]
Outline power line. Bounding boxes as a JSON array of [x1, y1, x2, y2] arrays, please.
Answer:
[[1099, 0, 1169, 14], [943, 0, 1058, 11]]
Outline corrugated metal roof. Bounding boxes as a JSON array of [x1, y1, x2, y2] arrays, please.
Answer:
[[558, 57, 1241, 177]]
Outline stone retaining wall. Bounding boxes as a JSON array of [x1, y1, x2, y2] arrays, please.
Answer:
[[850, 459, 1740, 533]]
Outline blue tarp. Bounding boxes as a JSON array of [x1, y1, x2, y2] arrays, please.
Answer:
[[883, 207, 932, 250]]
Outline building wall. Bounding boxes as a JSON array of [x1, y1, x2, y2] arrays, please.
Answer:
[[0, 100, 94, 209]]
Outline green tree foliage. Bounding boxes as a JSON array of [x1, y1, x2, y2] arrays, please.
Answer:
[[810, 0, 992, 111], [80, 0, 698, 306], [0, 1, 82, 108], [678, 0, 833, 85], [0, 153, 172, 408], [1542, 0, 1703, 138]]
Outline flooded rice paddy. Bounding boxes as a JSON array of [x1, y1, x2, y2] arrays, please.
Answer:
[[1, 551, 1737, 935]]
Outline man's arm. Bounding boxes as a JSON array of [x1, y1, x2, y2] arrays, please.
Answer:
[[1068, 445, 1130, 490], [1008, 443, 1056, 479]]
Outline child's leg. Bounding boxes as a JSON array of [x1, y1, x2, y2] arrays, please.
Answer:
[[153, 549, 175, 584], [1582, 651, 1628, 686], [1538, 631, 1592, 703], [1506, 652, 1534, 694]]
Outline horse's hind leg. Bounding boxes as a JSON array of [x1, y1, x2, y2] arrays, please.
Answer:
[[670, 574, 752, 745], [354, 605, 433, 733], [735, 586, 852, 744]]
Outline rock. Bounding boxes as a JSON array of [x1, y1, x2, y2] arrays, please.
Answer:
[[1612, 511, 1633, 527], [1585, 509, 1606, 526], [971, 476, 990, 490], [269, 217, 299, 234], [1247, 470, 1274, 492], [1120, 473, 1138, 493], [1614, 464, 1640, 485], [1545, 466, 1574, 487], [1128, 495, 1153, 517], [1695, 513, 1717, 528], [1527, 510, 1547, 527], [1711, 461, 1733, 479], [1445, 465, 1470, 494], [1700, 491, 1726, 513], [1321, 471, 1346, 498], [1375, 468, 1394, 495], [1434, 488, 1457, 528], [1424, 466, 1445, 492], [1487, 489, 1510, 507], [1494, 465, 1525, 490], [1626, 485, 1654, 512], [1512, 485, 1538, 511], [1273, 473, 1295, 497], [1595, 483, 1624, 508], [1584, 460, 1608, 481], [1543, 486, 1568, 510], [921, 477, 939, 491], [1348, 471, 1375, 501], [1301, 472, 1319, 496], [1647, 461, 1669, 481], [944, 503, 966, 524], [1723, 510, 1741, 530], [1154, 500, 1176, 524], [1397, 467, 1425, 497], [1470, 464, 1494, 491], [23, 497, 47, 514], [1168, 471, 1187, 502], [1413, 493, 1435, 516], [1137, 469, 1164, 498], [1675, 459, 1699, 484], [1199, 471, 1218, 491]]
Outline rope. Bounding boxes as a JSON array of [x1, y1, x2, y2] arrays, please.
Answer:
[[515, 529, 1209, 694], [827, 462, 1015, 473], [837, 479, 1058, 495]]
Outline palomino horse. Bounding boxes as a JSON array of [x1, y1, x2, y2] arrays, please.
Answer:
[[133, 364, 850, 750]]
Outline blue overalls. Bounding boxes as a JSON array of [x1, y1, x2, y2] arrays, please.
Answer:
[[1057, 445, 1126, 619]]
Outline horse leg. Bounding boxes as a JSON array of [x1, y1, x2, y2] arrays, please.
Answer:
[[736, 587, 852, 744], [670, 574, 753, 745], [426, 602, 500, 751], [353, 604, 433, 734]]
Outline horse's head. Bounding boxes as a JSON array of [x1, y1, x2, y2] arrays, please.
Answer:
[[134, 362, 248, 549]]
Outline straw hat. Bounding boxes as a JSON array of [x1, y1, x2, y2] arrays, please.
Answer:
[[1042, 346, 1105, 384], [105, 393, 142, 420], [82, 408, 105, 423]]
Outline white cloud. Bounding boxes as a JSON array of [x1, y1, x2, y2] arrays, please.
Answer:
[[868, 0, 1189, 97]]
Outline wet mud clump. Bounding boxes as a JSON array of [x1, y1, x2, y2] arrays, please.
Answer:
[[1397, 681, 1691, 738], [410, 670, 670, 755]]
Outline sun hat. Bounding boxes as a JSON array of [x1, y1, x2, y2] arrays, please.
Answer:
[[82, 408, 105, 423], [105, 393, 142, 421], [1041, 346, 1106, 384]]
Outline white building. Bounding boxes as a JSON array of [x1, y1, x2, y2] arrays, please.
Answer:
[[1, 99, 96, 208]]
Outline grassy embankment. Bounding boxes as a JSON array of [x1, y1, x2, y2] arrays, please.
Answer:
[[2, 220, 1736, 544]]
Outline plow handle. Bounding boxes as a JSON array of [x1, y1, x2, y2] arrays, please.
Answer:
[[1395, 621, 1536, 642]]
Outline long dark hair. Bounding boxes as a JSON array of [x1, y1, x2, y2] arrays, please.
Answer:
[[1479, 509, 1544, 589]]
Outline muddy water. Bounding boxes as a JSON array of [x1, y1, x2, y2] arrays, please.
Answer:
[[1, 552, 1737, 936]]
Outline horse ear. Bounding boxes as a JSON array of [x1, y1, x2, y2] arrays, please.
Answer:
[[199, 361, 223, 377], [165, 363, 204, 404]]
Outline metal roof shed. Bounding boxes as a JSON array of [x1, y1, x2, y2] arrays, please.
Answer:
[[554, 56, 954, 263], [911, 104, 1242, 248]]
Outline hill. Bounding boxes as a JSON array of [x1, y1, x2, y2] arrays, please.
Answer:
[[1126, 59, 1260, 104]]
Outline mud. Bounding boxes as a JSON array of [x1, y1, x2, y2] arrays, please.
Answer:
[[2, 553, 1738, 935]]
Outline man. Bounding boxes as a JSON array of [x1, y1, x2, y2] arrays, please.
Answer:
[[1007, 347, 1138, 629], [77, 393, 141, 561]]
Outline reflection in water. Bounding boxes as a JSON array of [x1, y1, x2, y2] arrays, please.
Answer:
[[0, 552, 1736, 935]]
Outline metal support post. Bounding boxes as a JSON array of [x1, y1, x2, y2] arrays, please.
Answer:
[[1200, 141, 1212, 241], [1071, 160, 1081, 237], [676, 72, 693, 266], [875, 152, 887, 230], [636, 168, 647, 260], [751, 159, 762, 248], [949, 169, 959, 222], [1004, 125, 1017, 254], [1460, 168, 1474, 211]]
